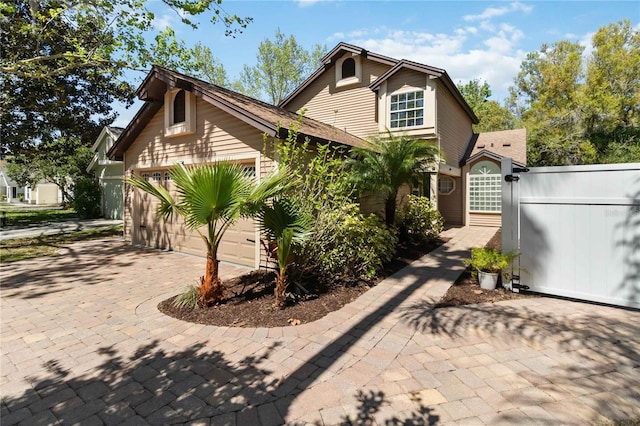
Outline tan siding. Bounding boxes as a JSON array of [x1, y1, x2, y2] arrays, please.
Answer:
[[469, 212, 501, 227], [285, 56, 392, 140], [438, 177, 463, 225], [437, 81, 474, 166], [123, 97, 276, 268], [386, 69, 426, 94]]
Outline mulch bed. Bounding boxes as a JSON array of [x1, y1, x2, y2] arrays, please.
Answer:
[[436, 229, 534, 308], [158, 238, 444, 328], [158, 229, 535, 327]]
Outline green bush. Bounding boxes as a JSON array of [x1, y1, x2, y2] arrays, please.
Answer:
[[397, 195, 444, 243], [304, 203, 398, 281], [463, 247, 516, 273], [71, 177, 102, 218]]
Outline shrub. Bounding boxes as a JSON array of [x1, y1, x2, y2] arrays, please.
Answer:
[[173, 284, 199, 310], [303, 203, 398, 281], [397, 195, 444, 244], [71, 177, 102, 218]]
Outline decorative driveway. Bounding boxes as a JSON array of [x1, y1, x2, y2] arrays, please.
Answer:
[[1, 228, 639, 425]]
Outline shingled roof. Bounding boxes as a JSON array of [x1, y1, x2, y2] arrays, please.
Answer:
[[461, 128, 527, 167], [108, 65, 367, 160]]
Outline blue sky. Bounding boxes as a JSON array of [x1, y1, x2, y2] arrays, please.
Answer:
[[113, 0, 639, 126]]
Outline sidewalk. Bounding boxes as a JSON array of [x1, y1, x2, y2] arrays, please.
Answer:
[[0, 218, 122, 241]]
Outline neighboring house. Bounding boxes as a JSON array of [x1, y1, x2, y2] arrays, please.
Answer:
[[24, 181, 62, 205], [0, 163, 25, 202], [0, 162, 61, 204], [108, 42, 525, 268], [87, 126, 125, 219]]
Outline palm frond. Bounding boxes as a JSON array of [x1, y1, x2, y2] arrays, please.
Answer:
[[127, 175, 176, 221]]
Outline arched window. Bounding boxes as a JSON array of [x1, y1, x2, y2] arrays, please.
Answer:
[[341, 58, 356, 78], [469, 160, 501, 212], [173, 90, 186, 124]]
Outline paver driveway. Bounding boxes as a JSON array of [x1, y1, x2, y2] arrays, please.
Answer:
[[1, 228, 639, 425]]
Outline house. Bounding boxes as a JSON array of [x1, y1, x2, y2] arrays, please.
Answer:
[[0, 163, 25, 202], [108, 42, 525, 268], [0, 162, 62, 204], [87, 126, 125, 219]]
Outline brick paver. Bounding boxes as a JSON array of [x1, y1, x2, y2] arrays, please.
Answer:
[[2, 228, 639, 425]]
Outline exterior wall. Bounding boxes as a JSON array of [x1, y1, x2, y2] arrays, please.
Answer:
[[438, 176, 463, 225], [436, 81, 474, 167], [284, 54, 392, 140], [32, 183, 60, 205], [124, 96, 276, 268], [377, 69, 437, 138]]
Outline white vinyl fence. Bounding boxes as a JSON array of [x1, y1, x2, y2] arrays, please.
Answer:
[[501, 158, 640, 309]]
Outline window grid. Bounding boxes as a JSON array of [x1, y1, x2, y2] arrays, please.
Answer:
[[152, 172, 162, 182], [438, 176, 454, 195], [141, 173, 150, 181], [469, 174, 501, 212], [164, 171, 171, 181], [390, 91, 424, 129]]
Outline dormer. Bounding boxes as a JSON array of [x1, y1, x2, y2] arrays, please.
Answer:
[[335, 54, 362, 88], [164, 88, 196, 137]]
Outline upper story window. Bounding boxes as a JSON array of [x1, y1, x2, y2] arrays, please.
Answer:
[[342, 58, 356, 78], [164, 89, 196, 137], [390, 90, 424, 129], [173, 90, 186, 124], [335, 55, 362, 88], [152, 172, 162, 182]]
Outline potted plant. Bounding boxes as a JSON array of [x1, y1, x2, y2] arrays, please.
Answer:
[[463, 247, 516, 290]]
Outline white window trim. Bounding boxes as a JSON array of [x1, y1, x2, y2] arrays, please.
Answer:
[[164, 89, 196, 138], [388, 88, 425, 130], [438, 175, 455, 195], [335, 55, 362, 88]]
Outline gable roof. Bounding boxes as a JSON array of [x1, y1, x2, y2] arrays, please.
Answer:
[[279, 42, 398, 108], [368, 59, 478, 124], [279, 42, 478, 124], [108, 66, 367, 160], [461, 128, 527, 166]]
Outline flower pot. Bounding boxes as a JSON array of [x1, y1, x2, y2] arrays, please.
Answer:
[[478, 270, 499, 290]]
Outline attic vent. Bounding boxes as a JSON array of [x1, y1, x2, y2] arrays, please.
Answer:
[[503, 142, 511, 147], [477, 144, 485, 148]]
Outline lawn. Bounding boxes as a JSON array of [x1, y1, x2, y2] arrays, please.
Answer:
[[0, 208, 78, 227], [0, 226, 123, 263]]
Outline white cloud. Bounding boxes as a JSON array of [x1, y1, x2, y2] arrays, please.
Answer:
[[296, 0, 322, 7], [463, 2, 533, 22], [152, 13, 173, 31], [346, 26, 527, 101]]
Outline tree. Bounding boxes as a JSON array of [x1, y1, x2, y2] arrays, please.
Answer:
[[509, 41, 595, 166], [235, 29, 326, 104], [349, 132, 440, 227], [1, 1, 133, 157], [128, 162, 289, 306], [457, 79, 519, 133], [583, 20, 640, 162], [7, 138, 95, 205], [256, 197, 312, 309], [508, 20, 640, 166], [0, 0, 251, 80]]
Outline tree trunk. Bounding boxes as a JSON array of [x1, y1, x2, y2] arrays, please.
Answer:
[[385, 195, 397, 227], [198, 254, 224, 306], [274, 270, 287, 310]]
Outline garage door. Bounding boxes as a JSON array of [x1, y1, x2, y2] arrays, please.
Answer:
[[102, 180, 123, 220], [502, 158, 640, 308], [132, 171, 257, 268]]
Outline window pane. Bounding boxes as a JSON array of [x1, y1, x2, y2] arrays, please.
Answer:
[[388, 90, 425, 129]]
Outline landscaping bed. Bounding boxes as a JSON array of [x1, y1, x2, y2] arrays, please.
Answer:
[[159, 229, 534, 327], [159, 238, 444, 328]]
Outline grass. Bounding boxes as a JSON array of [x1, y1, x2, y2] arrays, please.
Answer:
[[0, 226, 123, 263], [1, 208, 78, 227]]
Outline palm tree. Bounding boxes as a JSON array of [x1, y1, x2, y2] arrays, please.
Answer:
[[129, 162, 288, 306], [349, 131, 440, 226], [256, 197, 312, 309]]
